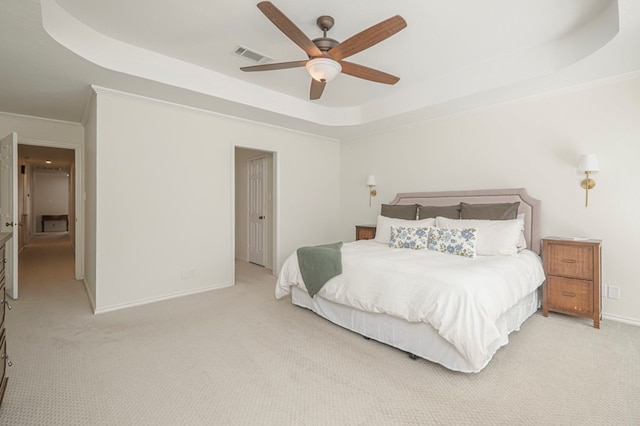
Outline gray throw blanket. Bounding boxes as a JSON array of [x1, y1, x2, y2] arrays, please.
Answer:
[[296, 242, 343, 297]]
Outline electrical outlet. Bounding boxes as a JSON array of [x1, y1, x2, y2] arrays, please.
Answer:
[[180, 268, 194, 279], [607, 286, 620, 300]]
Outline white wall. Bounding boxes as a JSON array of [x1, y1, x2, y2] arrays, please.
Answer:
[[90, 88, 340, 312], [84, 96, 98, 308], [0, 112, 83, 144], [340, 76, 640, 324]]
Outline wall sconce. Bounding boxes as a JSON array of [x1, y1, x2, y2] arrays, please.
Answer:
[[577, 154, 599, 207], [366, 175, 377, 206]]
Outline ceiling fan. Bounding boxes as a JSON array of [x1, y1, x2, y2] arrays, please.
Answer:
[[240, 1, 407, 100]]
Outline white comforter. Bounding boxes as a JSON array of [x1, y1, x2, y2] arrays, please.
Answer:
[[276, 240, 545, 371]]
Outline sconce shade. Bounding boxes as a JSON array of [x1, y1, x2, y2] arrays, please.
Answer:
[[577, 154, 598, 207], [577, 154, 599, 174], [366, 175, 376, 186], [305, 58, 342, 82]]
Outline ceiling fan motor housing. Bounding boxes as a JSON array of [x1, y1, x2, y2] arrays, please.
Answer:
[[313, 15, 339, 54], [312, 37, 339, 53]]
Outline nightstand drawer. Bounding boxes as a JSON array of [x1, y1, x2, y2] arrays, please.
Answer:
[[355, 225, 376, 241], [547, 276, 593, 314], [546, 243, 594, 280]]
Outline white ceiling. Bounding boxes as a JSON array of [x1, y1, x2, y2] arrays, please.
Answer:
[[1, 0, 640, 140], [18, 144, 74, 170]]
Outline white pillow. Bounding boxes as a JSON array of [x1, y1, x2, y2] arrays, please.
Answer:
[[516, 213, 527, 251], [435, 216, 523, 256], [374, 215, 436, 244]]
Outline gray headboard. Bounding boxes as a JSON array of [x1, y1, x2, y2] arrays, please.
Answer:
[[387, 188, 542, 255]]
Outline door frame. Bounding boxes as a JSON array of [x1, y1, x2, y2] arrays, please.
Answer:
[[20, 137, 84, 280], [232, 146, 278, 279]]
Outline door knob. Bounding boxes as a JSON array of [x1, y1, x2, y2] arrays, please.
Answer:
[[259, 216, 265, 219], [5, 222, 15, 227]]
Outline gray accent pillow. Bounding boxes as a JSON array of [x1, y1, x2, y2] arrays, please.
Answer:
[[380, 204, 418, 220], [460, 202, 520, 220], [418, 204, 461, 219]]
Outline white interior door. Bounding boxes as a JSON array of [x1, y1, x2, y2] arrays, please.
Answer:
[[0, 133, 19, 299], [248, 157, 266, 266]]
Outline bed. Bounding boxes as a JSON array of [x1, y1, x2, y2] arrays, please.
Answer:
[[275, 188, 545, 373]]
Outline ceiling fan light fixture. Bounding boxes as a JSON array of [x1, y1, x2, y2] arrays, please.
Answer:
[[305, 58, 341, 82]]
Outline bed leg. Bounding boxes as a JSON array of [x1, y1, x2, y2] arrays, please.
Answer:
[[408, 353, 418, 360], [363, 336, 371, 340]]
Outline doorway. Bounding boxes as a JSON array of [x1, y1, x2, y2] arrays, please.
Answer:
[[19, 144, 73, 242], [17, 142, 83, 281], [234, 147, 275, 271]]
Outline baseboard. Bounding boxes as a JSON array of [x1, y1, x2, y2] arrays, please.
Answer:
[[602, 313, 640, 327], [83, 278, 97, 313], [93, 282, 234, 314]]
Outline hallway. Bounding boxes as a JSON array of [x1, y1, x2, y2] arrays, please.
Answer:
[[0, 232, 92, 424], [16, 232, 89, 313]]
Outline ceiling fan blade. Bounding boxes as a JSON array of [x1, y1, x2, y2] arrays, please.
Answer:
[[340, 61, 400, 85], [257, 1, 323, 58], [310, 78, 326, 100], [241, 60, 308, 72], [328, 15, 407, 61]]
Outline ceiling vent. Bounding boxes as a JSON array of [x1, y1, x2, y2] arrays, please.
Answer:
[[233, 45, 273, 64]]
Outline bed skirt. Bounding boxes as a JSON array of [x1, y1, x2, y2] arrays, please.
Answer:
[[290, 286, 541, 373]]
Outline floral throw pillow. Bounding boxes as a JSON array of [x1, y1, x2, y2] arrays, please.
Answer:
[[427, 227, 478, 258], [389, 226, 430, 250]]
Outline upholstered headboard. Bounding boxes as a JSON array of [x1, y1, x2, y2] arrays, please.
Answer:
[[387, 188, 542, 255]]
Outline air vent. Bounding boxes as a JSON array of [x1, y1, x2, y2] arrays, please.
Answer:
[[233, 45, 273, 64]]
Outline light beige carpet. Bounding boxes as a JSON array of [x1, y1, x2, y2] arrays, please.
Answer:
[[0, 233, 638, 425]]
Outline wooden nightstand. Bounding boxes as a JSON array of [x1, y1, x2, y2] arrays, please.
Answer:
[[355, 225, 377, 241], [542, 237, 602, 328]]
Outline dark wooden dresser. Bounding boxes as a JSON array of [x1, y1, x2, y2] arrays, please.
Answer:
[[0, 233, 12, 408]]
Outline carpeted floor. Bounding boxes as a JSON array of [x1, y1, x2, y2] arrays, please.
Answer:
[[0, 233, 638, 425]]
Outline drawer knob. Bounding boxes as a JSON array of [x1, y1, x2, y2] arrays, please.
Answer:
[[1, 353, 11, 367], [561, 258, 577, 264], [562, 291, 576, 297]]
